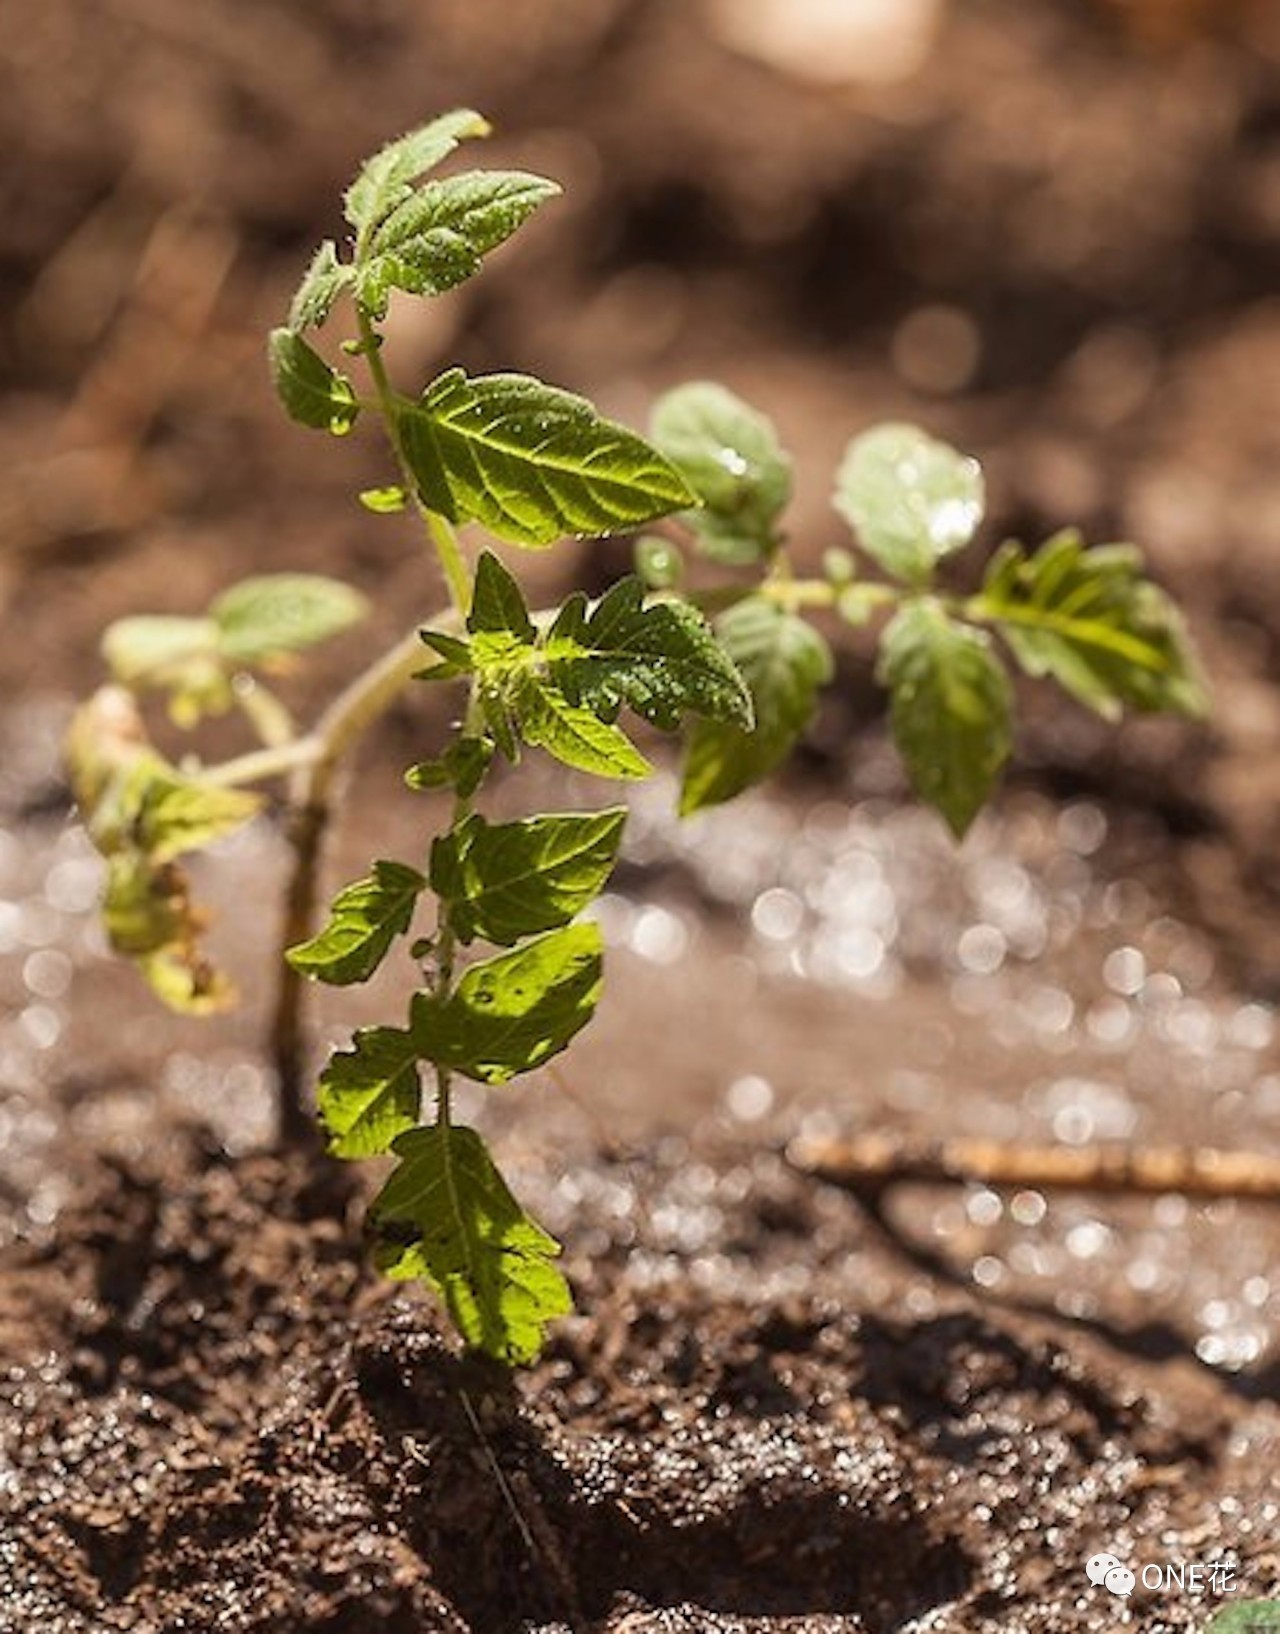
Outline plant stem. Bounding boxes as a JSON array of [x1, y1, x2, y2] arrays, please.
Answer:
[[356, 310, 473, 614], [427, 689, 484, 1132], [427, 508, 473, 614], [201, 737, 322, 789], [269, 621, 447, 1142], [232, 677, 297, 749]]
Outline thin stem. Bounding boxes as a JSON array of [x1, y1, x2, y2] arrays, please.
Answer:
[[691, 577, 843, 617], [356, 309, 473, 614], [427, 689, 485, 1132], [269, 619, 454, 1142], [232, 676, 297, 749], [427, 509, 473, 615], [791, 1132, 1280, 1202], [201, 737, 321, 789]]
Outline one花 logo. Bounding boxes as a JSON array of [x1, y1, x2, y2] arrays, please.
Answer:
[[1088, 1553, 1136, 1598], [1085, 1551, 1241, 1601]]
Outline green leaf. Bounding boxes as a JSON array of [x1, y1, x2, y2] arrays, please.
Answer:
[[546, 577, 753, 731], [359, 485, 408, 514], [650, 382, 791, 564], [344, 109, 491, 238], [358, 170, 559, 317], [406, 737, 495, 798], [287, 860, 426, 986], [834, 424, 984, 584], [211, 574, 369, 664], [468, 550, 535, 640], [101, 615, 230, 727], [102, 851, 188, 957], [317, 1026, 421, 1158], [133, 770, 262, 864], [681, 597, 832, 814], [288, 240, 354, 332], [974, 531, 1208, 721], [268, 329, 359, 435], [877, 600, 1012, 838], [1202, 1603, 1280, 1634], [634, 535, 683, 590], [396, 369, 696, 548], [517, 676, 651, 780], [102, 615, 216, 686], [431, 809, 625, 946], [416, 629, 476, 682], [410, 923, 603, 1084], [371, 1124, 571, 1364]]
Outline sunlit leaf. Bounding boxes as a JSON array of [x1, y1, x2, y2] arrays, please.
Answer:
[[268, 329, 359, 435], [358, 170, 559, 316], [546, 576, 753, 731], [288, 240, 354, 332], [344, 109, 491, 238], [650, 381, 791, 564], [317, 1026, 421, 1157], [467, 549, 534, 640], [974, 531, 1207, 721], [287, 860, 426, 986], [834, 424, 984, 584], [516, 675, 651, 780], [396, 369, 696, 548], [431, 809, 625, 945], [372, 1123, 571, 1364], [409, 923, 603, 1084]]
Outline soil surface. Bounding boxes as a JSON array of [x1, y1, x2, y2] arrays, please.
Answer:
[[5, 0, 1280, 1629], [3, 1139, 1278, 1634]]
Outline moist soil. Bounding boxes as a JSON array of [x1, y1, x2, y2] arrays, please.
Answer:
[[4, 1138, 1277, 1634], [5, 0, 1280, 1628]]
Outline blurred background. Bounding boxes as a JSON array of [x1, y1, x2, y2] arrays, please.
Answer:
[[3, 0, 1280, 960], [4, 0, 1280, 1344]]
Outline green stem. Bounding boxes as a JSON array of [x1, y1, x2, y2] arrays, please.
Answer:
[[356, 309, 473, 616], [426, 509, 473, 615], [268, 619, 454, 1142], [232, 677, 297, 750], [428, 687, 485, 1132], [692, 578, 841, 616], [201, 736, 322, 789]]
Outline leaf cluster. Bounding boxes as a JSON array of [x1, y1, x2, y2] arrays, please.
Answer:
[[73, 111, 1209, 1375], [102, 574, 367, 728], [644, 390, 1206, 836]]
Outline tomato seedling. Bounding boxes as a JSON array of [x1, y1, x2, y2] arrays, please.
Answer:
[[69, 111, 1206, 1363]]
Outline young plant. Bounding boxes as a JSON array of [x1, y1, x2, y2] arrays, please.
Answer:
[[68, 112, 1206, 1364]]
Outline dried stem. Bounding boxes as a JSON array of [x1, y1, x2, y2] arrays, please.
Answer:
[[791, 1132, 1280, 1203]]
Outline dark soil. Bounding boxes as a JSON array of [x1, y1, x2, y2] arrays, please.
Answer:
[[5, 1138, 1276, 1633]]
